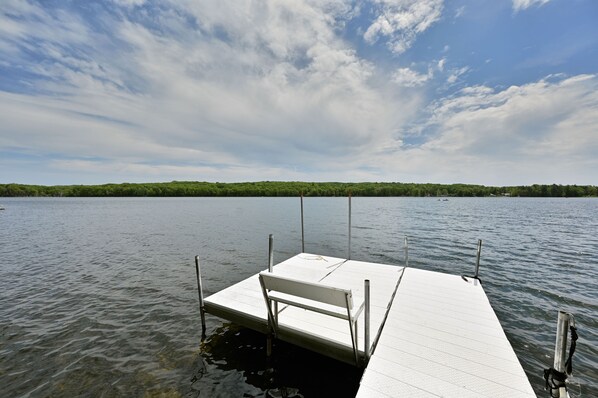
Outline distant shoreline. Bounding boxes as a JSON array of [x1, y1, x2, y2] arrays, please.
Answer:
[[1, 181, 596, 197]]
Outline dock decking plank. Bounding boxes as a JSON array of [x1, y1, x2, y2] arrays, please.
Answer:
[[201, 254, 535, 397], [356, 267, 535, 397]]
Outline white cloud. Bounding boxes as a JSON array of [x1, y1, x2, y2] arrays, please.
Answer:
[[446, 66, 469, 84], [512, 0, 550, 13], [437, 57, 446, 71], [384, 74, 598, 184], [364, 0, 444, 54], [111, 0, 146, 7], [1, 1, 595, 186], [0, 1, 422, 182], [392, 57, 447, 87], [392, 67, 430, 87]]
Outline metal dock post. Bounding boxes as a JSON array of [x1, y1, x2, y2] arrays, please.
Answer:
[[300, 195, 305, 253], [194, 255, 206, 336], [553, 311, 571, 398], [404, 236, 409, 267], [348, 194, 352, 260], [364, 279, 371, 362], [267, 234, 275, 357], [474, 239, 482, 279], [268, 234, 274, 273]]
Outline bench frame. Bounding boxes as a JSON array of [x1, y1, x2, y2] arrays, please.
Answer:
[[258, 271, 369, 365]]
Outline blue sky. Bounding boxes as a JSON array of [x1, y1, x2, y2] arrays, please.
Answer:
[[1, 0, 596, 186]]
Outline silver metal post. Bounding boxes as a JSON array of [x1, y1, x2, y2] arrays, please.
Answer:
[[268, 234, 274, 273], [474, 239, 482, 279], [364, 279, 371, 361], [259, 275, 275, 357], [300, 195, 305, 253], [404, 236, 409, 267], [554, 311, 570, 397], [268, 234, 278, 324], [348, 194, 352, 260], [194, 255, 206, 335]]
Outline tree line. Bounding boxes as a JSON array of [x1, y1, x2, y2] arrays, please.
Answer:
[[1, 181, 596, 197]]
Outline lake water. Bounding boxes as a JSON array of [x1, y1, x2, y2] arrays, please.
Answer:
[[0, 197, 596, 397]]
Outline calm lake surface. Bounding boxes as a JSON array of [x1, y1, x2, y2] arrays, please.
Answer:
[[1, 197, 596, 397]]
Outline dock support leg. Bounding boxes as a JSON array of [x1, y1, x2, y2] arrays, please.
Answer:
[[404, 236, 409, 267], [268, 234, 274, 273], [553, 311, 570, 398], [364, 279, 371, 361], [348, 194, 352, 260], [300, 195, 305, 253], [268, 234, 278, 323], [194, 255, 206, 337], [266, 235, 276, 358], [474, 239, 482, 279], [266, 334, 273, 357]]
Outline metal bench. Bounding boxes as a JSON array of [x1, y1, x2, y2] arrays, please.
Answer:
[[258, 271, 370, 365]]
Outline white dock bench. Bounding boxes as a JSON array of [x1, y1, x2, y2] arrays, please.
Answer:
[[259, 271, 367, 364], [199, 254, 536, 397], [203, 253, 403, 365]]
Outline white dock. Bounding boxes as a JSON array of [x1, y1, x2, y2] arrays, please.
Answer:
[[356, 267, 536, 397], [201, 253, 536, 397]]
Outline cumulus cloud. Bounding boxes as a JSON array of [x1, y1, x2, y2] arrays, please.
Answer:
[[1, 1, 595, 186], [0, 0, 422, 183], [364, 0, 444, 54], [384, 74, 598, 184], [512, 0, 550, 13]]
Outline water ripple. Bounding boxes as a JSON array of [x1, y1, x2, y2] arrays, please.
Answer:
[[0, 197, 596, 397]]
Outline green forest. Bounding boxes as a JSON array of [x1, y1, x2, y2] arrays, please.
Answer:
[[1, 181, 596, 197]]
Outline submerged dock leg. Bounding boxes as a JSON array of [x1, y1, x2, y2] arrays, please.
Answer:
[[266, 335, 273, 357], [553, 311, 570, 398], [194, 255, 206, 336]]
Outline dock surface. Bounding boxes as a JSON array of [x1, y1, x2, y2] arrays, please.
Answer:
[[356, 267, 536, 397], [203, 254, 536, 397]]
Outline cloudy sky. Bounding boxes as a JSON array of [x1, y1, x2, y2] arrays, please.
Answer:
[[1, 0, 596, 186]]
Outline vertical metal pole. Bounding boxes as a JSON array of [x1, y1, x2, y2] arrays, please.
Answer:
[[268, 234, 274, 273], [474, 239, 482, 279], [267, 234, 278, 340], [404, 236, 409, 267], [364, 279, 371, 361], [194, 255, 206, 335], [300, 195, 305, 253], [348, 194, 352, 260], [268, 234, 277, 323], [554, 311, 570, 397]]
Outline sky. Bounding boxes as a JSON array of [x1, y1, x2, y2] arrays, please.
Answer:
[[0, 0, 597, 186]]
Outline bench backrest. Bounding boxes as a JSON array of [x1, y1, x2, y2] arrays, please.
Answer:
[[259, 272, 354, 309]]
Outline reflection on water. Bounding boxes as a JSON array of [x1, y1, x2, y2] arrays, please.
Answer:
[[200, 324, 362, 398], [0, 197, 596, 397]]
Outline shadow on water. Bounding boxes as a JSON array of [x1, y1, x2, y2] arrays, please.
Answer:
[[197, 323, 363, 398]]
